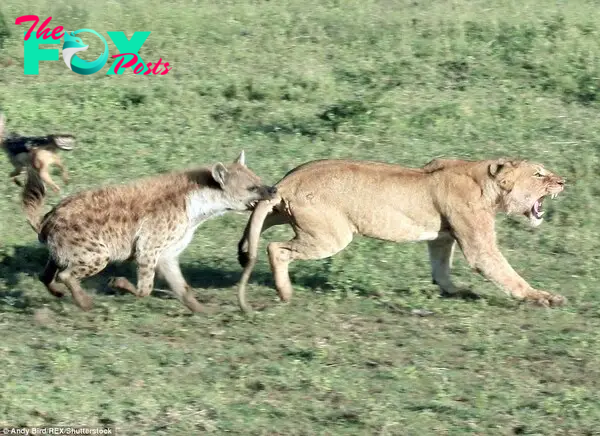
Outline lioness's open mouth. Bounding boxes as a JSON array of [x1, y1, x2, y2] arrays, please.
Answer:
[[529, 193, 560, 220], [532, 197, 544, 219]]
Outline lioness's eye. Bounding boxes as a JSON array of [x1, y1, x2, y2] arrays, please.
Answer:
[[534, 172, 544, 178]]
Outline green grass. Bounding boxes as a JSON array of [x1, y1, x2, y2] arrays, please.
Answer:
[[1, 0, 600, 434]]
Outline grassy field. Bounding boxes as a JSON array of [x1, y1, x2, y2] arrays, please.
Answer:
[[1, 0, 600, 434]]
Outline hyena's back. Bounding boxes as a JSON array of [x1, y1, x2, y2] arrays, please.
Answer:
[[39, 173, 192, 265]]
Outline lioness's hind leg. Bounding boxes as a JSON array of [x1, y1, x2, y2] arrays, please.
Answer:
[[268, 209, 353, 302]]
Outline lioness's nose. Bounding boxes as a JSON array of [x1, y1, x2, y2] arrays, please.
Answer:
[[267, 186, 277, 195]]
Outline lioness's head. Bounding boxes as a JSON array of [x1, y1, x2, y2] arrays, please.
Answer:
[[489, 159, 565, 227], [211, 150, 278, 211]]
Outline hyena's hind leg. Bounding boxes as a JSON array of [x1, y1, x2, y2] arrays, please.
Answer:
[[56, 254, 110, 311], [39, 258, 66, 298]]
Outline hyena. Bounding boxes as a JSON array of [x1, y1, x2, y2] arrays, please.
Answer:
[[22, 151, 277, 312]]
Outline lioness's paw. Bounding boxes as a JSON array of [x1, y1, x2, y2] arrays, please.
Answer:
[[527, 291, 567, 308]]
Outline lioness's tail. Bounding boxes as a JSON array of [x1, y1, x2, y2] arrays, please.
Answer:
[[22, 165, 47, 233], [237, 198, 279, 313]]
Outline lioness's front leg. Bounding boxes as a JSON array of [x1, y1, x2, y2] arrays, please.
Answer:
[[428, 236, 480, 300], [450, 214, 565, 307], [427, 236, 458, 295]]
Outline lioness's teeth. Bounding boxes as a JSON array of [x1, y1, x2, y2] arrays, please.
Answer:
[[539, 211, 545, 217], [552, 193, 557, 199]]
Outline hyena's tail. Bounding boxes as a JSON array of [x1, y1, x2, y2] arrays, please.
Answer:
[[22, 165, 47, 234], [236, 197, 280, 314]]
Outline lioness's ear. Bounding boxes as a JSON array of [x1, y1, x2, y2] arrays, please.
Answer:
[[234, 150, 246, 167], [211, 163, 229, 187], [488, 158, 507, 178]]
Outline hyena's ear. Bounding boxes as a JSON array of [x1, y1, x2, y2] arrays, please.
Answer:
[[211, 162, 229, 188], [234, 150, 246, 167]]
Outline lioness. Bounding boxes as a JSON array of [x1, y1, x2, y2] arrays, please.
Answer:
[[236, 157, 566, 313]]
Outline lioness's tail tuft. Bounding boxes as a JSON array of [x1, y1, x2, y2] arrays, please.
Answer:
[[22, 166, 47, 234], [237, 237, 250, 268], [237, 199, 278, 313]]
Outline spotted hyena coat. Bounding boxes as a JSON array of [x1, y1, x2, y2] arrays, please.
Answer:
[[23, 151, 277, 312]]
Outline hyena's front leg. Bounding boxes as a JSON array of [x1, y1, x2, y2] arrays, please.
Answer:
[[451, 214, 565, 307], [108, 251, 159, 298], [156, 255, 205, 313]]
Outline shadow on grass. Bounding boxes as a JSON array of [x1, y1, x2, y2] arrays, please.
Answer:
[[0, 243, 330, 311], [0, 243, 506, 313]]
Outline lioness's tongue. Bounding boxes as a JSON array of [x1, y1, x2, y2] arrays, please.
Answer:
[[533, 201, 540, 215]]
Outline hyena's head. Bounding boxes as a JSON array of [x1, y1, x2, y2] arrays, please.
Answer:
[[211, 150, 278, 211]]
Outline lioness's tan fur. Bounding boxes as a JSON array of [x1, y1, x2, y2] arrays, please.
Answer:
[[236, 157, 566, 312]]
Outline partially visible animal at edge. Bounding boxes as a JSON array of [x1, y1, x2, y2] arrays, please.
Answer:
[[236, 157, 567, 313], [0, 112, 76, 193], [22, 150, 277, 312]]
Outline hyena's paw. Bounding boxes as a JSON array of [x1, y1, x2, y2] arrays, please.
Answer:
[[108, 277, 137, 295], [73, 291, 94, 311]]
